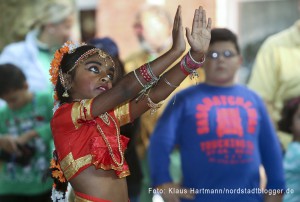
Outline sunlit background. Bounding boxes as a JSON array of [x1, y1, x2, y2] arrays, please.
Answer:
[[0, 0, 299, 82]]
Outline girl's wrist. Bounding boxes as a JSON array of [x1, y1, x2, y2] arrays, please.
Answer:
[[170, 45, 185, 56], [189, 49, 205, 62]]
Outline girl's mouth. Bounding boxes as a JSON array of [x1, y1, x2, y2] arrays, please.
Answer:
[[96, 86, 108, 92]]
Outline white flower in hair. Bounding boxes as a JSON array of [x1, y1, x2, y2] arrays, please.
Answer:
[[51, 188, 67, 202], [63, 41, 87, 54]]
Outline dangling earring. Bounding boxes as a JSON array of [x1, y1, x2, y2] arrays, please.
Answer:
[[62, 89, 69, 98], [59, 69, 71, 97]]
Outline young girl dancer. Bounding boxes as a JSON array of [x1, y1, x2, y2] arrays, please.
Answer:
[[49, 5, 211, 202]]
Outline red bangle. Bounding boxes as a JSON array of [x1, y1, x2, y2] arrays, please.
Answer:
[[186, 52, 205, 69], [139, 64, 152, 82], [180, 58, 190, 76]]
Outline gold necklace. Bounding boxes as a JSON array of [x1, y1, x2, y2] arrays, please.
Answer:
[[97, 112, 124, 167], [99, 113, 110, 125]]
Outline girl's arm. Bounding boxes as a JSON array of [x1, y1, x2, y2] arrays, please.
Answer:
[[129, 6, 211, 120], [91, 6, 211, 118]]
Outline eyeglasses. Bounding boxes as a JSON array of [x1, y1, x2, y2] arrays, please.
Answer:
[[207, 50, 237, 60]]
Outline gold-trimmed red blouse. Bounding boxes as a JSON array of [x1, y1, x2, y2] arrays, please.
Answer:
[[51, 99, 131, 181]]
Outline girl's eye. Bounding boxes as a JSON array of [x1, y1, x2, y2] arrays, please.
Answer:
[[89, 66, 99, 73], [107, 74, 114, 81]]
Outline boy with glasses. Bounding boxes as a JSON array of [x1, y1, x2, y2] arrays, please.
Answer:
[[148, 28, 285, 202]]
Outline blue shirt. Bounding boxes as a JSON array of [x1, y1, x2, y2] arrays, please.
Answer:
[[149, 83, 285, 202]]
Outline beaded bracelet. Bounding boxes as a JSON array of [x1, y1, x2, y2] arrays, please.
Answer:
[[180, 56, 199, 79], [134, 64, 161, 103], [146, 62, 160, 83], [146, 90, 165, 115], [139, 64, 152, 82], [180, 49, 205, 78]]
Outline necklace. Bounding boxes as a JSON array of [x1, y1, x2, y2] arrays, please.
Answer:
[[99, 113, 110, 125], [97, 112, 124, 167]]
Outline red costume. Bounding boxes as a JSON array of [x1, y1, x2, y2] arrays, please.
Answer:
[[51, 99, 131, 200], [74, 191, 111, 202]]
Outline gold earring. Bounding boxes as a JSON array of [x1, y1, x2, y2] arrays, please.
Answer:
[[59, 70, 71, 97], [62, 89, 69, 97]]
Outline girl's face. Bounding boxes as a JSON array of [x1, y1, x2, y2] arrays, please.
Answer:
[[70, 53, 115, 100], [291, 104, 300, 139]]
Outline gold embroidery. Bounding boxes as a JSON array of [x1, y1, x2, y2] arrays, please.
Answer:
[[72, 102, 81, 129], [114, 102, 131, 126], [60, 153, 92, 180], [118, 170, 130, 178], [83, 99, 94, 120], [71, 99, 94, 129]]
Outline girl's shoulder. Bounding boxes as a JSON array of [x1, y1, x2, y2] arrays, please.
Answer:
[[52, 102, 74, 119]]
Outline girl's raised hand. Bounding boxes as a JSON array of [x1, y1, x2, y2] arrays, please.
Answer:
[[186, 6, 212, 53], [171, 5, 186, 53]]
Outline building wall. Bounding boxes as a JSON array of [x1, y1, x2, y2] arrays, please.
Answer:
[[239, 0, 299, 70]]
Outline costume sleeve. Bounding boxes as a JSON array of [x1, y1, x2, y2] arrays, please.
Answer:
[[71, 99, 94, 129], [257, 96, 286, 190], [148, 95, 183, 187], [114, 102, 131, 126], [247, 38, 279, 109]]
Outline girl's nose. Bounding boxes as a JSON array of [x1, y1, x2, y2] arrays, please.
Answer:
[[101, 76, 109, 82]]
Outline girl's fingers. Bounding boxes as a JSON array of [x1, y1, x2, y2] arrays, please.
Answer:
[[202, 9, 207, 28], [191, 9, 199, 34], [199, 6, 203, 28], [176, 5, 182, 30], [207, 17, 212, 31], [173, 5, 181, 30], [178, 6, 182, 28], [185, 27, 191, 43]]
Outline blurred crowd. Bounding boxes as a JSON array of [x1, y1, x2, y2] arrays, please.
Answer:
[[0, 0, 300, 202]]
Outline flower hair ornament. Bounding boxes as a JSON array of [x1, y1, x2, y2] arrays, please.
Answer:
[[50, 41, 86, 100], [50, 151, 68, 202]]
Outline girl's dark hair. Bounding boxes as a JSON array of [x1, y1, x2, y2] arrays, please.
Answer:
[[0, 64, 26, 97], [210, 28, 240, 54], [55, 45, 97, 103], [278, 97, 300, 133]]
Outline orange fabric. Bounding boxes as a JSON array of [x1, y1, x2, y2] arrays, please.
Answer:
[[51, 100, 130, 180]]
